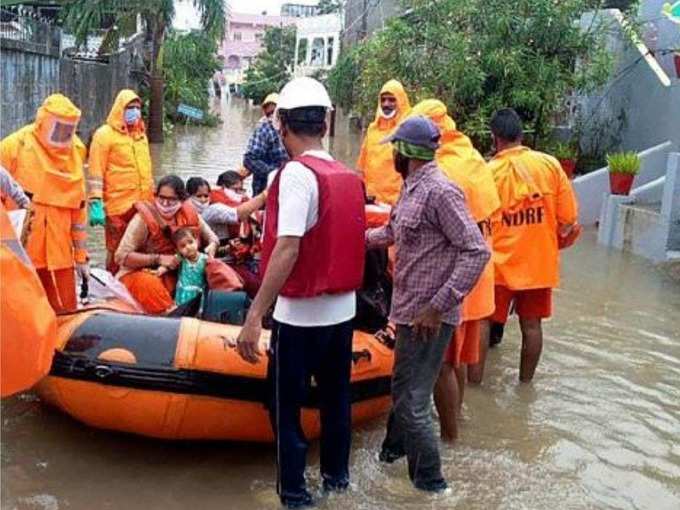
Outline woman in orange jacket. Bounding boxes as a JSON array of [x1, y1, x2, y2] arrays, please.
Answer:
[[0, 94, 89, 313], [87, 89, 154, 273], [114, 175, 219, 314]]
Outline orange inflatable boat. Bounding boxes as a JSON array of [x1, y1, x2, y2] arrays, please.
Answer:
[[36, 303, 394, 441]]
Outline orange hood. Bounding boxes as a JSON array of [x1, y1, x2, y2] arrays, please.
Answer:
[[107, 89, 145, 136], [492, 146, 546, 211], [371, 79, 411, 131], [409, 99, 500, 222], [33, 94, 81, 158]]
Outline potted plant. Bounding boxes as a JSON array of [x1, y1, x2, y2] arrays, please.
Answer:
[[552, 142, 578, 179], [606, 151, 641, 195]]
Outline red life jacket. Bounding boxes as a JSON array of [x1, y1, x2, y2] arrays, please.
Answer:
[[134, 200, 201, 255], [210, 188, 247, 239], [261, 155, 366, 298]]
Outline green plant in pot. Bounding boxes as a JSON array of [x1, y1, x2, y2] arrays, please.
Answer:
[[552, 142, 579, 179], [606, 151, 640, 195]]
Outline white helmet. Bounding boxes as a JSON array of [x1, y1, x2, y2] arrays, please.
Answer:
[[277, 77, 333, 110]]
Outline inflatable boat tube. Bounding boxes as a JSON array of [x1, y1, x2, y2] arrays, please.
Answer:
[[36, 305, 394, 441]]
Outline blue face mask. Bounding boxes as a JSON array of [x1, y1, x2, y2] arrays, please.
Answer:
[[124, 107, 141, 125]]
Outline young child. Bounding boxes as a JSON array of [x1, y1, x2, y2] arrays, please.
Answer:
[[157, 227, 208, 306]]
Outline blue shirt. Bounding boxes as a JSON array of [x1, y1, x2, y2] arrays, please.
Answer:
[[243, 118, 289, 195]]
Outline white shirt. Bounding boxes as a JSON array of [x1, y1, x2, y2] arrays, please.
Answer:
[[270, 150, 356, 327]]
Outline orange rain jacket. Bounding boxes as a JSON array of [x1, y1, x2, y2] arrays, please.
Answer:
[[409, 100, 500, 320], [0, 203, 57, 397], [357, 80, 411, 205], [0, 95, 88, 270], [88, 89, 154, 216], [490, 146, 579, 290]]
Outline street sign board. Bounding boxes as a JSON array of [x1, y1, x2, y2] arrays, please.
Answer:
[[177, 103, 204, 120]]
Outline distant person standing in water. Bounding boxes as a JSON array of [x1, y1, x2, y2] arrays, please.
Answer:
[[243, 93, 289, 196]]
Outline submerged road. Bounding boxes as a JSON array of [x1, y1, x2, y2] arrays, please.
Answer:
[[2, 98, 679, 510]]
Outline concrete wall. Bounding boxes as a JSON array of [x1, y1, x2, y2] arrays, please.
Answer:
[[572, 141, 672, 225], [1, 32, 143, 143], [577, 9, 680, 157], [597, 152, 680, 262], [0, 39, 60, 139]]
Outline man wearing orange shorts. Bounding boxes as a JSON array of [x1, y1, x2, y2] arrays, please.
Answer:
[[482, 108, 578, 383]]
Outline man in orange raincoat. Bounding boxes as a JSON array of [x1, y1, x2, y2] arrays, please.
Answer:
[[88, 89, 154, 273], [483, 108, 578, 383], [0, 203, 57, 397], [1, 94, 89, 313], [408, 100, 501, 441], [357, 80, 411, 205]]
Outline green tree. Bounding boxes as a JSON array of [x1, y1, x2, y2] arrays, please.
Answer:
[[241, 26, 296, 105], [163, 30, 221, 122], [328, 0, 614, 150], [60, 0, 225, 143]]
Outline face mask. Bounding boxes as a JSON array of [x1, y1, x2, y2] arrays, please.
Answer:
[[381, 108, 397, 120], [394, 152, 410, 179], [155, 198, 182, 219], [190, 196, 208, 214], [125, 107, 141, 125], [223, 188, 243, 202]]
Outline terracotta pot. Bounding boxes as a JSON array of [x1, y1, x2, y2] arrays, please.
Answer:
[[609, 172, 635, 195], [559, 158, 576, 179], [674, 53, 680, 79]]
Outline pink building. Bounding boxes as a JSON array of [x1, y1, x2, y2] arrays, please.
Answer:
[[221, 13, 295, 84]]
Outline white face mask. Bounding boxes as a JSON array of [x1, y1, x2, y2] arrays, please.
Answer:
[[380, 108, 397, 120], [223, 188, 243, 202]]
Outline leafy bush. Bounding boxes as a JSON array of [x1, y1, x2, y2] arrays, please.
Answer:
[[607, 151, 641, 174], [163, 30, 221, 125], [329, 0, 614, 151]]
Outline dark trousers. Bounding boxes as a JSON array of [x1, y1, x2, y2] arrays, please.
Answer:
[[381, 324, 453, 490], [267, 320, 353, 504]]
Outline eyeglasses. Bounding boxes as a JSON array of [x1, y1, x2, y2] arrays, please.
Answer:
[[157, 195, 180, 205]]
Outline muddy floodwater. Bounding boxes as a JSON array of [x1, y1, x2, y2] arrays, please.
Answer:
[[2, 98, 679, 510]]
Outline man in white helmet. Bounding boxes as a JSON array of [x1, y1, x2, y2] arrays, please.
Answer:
[[236, 77, 366, 508]]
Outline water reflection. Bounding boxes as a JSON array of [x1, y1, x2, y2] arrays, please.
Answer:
[[2, 100, 680, 510]]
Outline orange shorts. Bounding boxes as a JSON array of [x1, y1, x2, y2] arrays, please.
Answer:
[[444, 320, 480, 366], [491, 286, 552, 323]]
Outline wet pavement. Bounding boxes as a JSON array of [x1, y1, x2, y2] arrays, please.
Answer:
[[2, 98, 679, 510]]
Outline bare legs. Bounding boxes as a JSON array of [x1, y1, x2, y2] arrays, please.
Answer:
[[519, 318, 542, 383]]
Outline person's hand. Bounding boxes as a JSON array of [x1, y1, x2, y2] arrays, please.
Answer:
[[159, 254, 179, 270], [88, 199, 105, 227], [76, 262, 91, 282], [205, 243, 217, 259], [236, 316, 262, 364], [412, 304, 443, 341]]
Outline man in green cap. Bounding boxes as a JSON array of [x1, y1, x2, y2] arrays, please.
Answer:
[[366, 115, 490, 493]]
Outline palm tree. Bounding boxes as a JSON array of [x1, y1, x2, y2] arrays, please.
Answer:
[[62, 0, 226, 143]]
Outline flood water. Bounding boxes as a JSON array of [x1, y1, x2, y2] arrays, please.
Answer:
[[2, 98, 680, 510]]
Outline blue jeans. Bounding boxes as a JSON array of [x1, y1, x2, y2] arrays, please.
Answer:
[[381, 324, 453, 490], [267, 320, 353, 505]]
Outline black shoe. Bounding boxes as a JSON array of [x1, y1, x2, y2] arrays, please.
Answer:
[[489, 322, 505, 348], [281, 491, 314, 509], [414, 478, 448, 493], [378, 448, 405, 464]]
